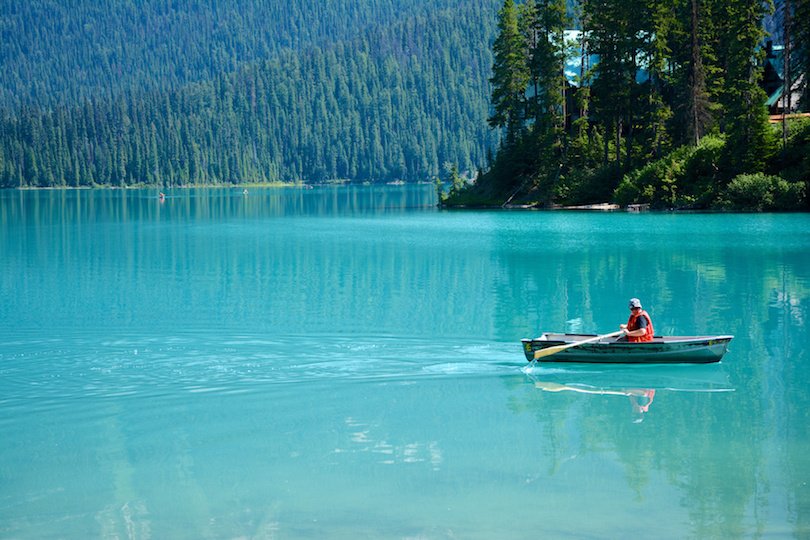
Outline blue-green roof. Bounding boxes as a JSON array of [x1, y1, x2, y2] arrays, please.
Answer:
[[765, 85, 783, 107]]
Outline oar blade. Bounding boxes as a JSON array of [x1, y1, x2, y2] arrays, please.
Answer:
[[533, 345, 566, 359]]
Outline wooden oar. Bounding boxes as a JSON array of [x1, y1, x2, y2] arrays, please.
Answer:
[[533, 330, 625, 360]]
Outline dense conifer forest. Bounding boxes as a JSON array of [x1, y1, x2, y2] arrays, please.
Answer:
[[0, 0, 459, 108], [445, 0, 810, 210], [1, 0, 808, 210], [0, 0, 501, 187]]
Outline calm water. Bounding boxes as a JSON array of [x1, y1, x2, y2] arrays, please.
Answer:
[[1, 186, 809, 539]]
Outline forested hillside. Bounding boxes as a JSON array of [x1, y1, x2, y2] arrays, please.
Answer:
[[446, 0, 810, 210], [0, 0, 501, 187], [0, 0, 484, 108]]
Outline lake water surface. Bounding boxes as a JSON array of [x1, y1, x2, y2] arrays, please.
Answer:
[[1, 186, 809, 538]]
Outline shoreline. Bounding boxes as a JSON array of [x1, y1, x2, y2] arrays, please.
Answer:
[[442, 202, 809, 214], [5, 180, 435, 191], [8, 182, 299, 191]]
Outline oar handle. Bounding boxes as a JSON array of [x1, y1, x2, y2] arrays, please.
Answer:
[[533, 329, 625, 360]]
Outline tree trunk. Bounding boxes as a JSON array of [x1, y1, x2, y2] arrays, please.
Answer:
[[615, 117, 622, 167], [604, 121, 610, 164], [687, 0, 708, 145]]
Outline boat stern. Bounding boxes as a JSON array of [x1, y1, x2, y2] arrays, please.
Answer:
[[521, 338, 534, 361], [521, 334, 560, 362]]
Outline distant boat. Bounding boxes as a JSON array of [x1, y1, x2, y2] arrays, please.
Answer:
[[522, 333, 733, 364]]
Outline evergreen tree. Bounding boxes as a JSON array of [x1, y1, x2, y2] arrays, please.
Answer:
[[715, 0, 776, 175], [446, 162, 465, 196], [644, 0, 676, 157], [794, 0, 810, 109], [583, 0, 636, 168], [782, 0, 792, 149], [489, 0, 529, 145], [684, 0, 712, 145], [524, 0, 569, 136]]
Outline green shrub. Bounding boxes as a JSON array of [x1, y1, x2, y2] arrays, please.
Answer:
[[560, 162, 622, 206], [682, 135, 725, 204], [613, 176, 641, 207], [772, 119, 810, 204], [612, 135, 725, 209], [716, 173, 806, 211]]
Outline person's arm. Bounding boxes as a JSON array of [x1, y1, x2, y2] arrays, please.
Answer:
[[622, 327, 647, 338], [620, 315, 647, 337]]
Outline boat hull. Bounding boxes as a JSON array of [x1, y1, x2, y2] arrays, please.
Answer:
[[522, 333, 733, 364]]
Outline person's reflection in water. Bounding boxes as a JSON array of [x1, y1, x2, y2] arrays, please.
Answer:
[[534, 381, 656, 423], [627, 388, 655, 423]]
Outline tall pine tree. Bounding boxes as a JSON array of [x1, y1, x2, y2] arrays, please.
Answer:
[[715, 0, 776, 176], [489, 0, 529, 146]]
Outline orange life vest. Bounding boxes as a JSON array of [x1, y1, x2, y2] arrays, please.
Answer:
[[626, 310, 654, 342]]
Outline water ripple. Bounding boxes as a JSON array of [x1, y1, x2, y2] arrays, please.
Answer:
[[0, 333, 521, 408]]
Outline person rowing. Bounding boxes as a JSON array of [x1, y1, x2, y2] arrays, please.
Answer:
[[620, 297, 654, 342]]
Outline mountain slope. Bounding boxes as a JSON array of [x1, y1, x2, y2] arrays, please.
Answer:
[[1, 0, 489, 108], [0, 1, 501, 186]]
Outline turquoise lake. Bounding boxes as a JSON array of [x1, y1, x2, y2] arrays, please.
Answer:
[[1, 185, 809, 539]]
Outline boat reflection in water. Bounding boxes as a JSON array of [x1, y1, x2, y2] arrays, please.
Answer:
[[524, 363, 734, 423], [533, 380, 657, 423]]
